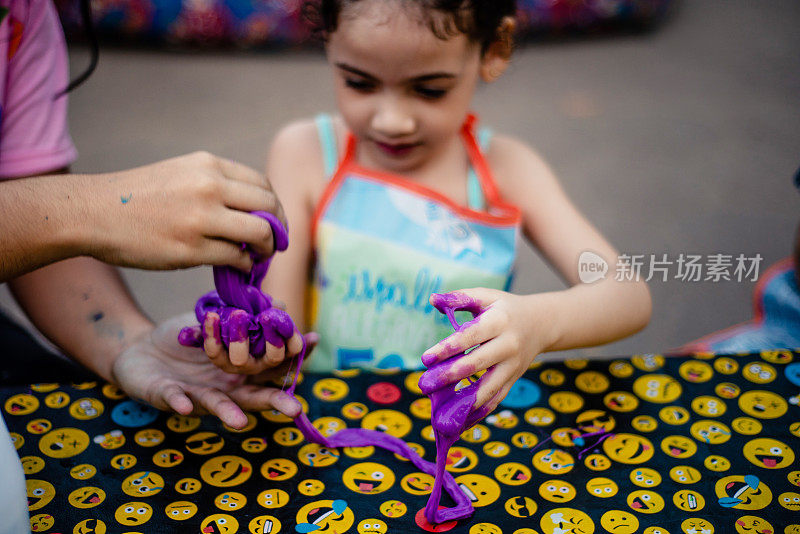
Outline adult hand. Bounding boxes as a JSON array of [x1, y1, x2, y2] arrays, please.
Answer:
[[112, 313, 302, 429], [87, 152, 285, 272]]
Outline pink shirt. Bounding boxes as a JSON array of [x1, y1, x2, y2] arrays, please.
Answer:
[[0, 0, 77, 179]]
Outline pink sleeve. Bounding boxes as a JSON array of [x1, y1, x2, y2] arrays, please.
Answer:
[[0, 0, 77, 179]]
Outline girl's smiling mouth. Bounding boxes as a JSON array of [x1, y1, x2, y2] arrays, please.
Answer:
[[372, 139, 422, 157]]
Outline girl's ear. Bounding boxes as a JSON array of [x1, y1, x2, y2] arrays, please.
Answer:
[[480, 16, 516, 83]]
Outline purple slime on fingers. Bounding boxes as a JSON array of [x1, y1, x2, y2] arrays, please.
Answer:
[[178, 214, 476, 524]]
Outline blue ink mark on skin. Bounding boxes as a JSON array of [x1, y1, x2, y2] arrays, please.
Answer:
[[91, 312, 104, 322], [121, 194, 132, 204]]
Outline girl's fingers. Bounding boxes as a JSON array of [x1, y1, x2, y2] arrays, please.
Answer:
[[160, 383, 194, 415], [211, 209, 276, 259], [203, 313, 224, 360], [229, 339, 250, 367], [228, 385, 302, 417], [418, 338, 506, 394], [193, 386, 249, 429], [264, 342, 286, 368], [474, 363, 515, 410], [422, 307, 505, 365]]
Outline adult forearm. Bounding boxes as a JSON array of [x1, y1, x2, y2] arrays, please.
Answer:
[[0, 173, 91, 281], [8, 257, 154, 382]]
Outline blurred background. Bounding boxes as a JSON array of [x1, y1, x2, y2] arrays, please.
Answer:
[[2, 0, 798, 359]]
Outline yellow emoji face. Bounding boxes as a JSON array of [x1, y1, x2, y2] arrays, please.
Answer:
[[673, 489, 705, 512], [539, 479, 576, 502], [110, 453, 137, 470], [678, 360, 714, 383], [405, 371, 424, 394], [604, 391, 639, 412], [743, 438, 795, 469], [298, 479, 325, 497], [715, 475, 772, 510], [122, 471, 164, 497], [165, 501, 197, 521], [524, 407, 555, 426], [540, 368, 566, 386], [576, 410, 616, 433], [261, 458, 298, 481], [409, 398, 432, 420], [200, 455, 253, 487], [379, 499, 407, 518], [215, 491, 247, 511], [313, 378, 350, 401], [631, 415, 658, 433], [175, 477, 202, 494], [102, 383, 126, 399], [68, 486, 105, 508], [44, 391, 70, 409], [642, 528, 670, 534], [704, 454, 730, 472], [609, 360, 634, 378], [273, 427, 304, 447], [461, 423, 491, 443], [627, 489, 665, 514], [343, 462, 395, 494], [681, 518, 714, 534], [166, 414, 201, 433], [549, 392, 584, 413], [714, 356, 739, 374], [690, 420, 731, 445], [260, 395, 308, 423], [494, 462, 532, 486], [298, 444, 340, 467], [539, 508, 594, 534], [68, 398, 104, 420], [71, 463, 97, 480], [630, 467, 662, 488], [5, 393, 39, 415], [603, 433, 655, 464], [661, 435, 698, 459], [504, 496, 537, 518], [600, 510, 639, 534], [691, 396, 727, 417], [313, 416, 347, 437], [511, 431, 538, 448], [779, 492, 800, 511], [257, 489, 290, 509], [342, 401, 369, 420], [454, 474, 501, 507], [658, 406, 690, 425], [574, 371, 610, 394], [670, 465, 701, 484], [400, 472, 434, 495], [249, 515, 281, 534], [734, 516, 773, 534], [738, 390, 788, 419], [631, 354, 665, 371], [584, 454, 612, 471], [38, 427, 90, 458], [483, 441, 510, 458], [296, 500, 354, 534], [241, 437, 268, 454], [72, 518, 106, 534], [93, 429, 125, 450], [731, 417, 763, 435], [27, 480, 55, 511], [199, 514, 239, 534], [444, 446, 479, 472], [715, 382, 741, 399], [742, 362, 777, 384], [357, 519, 387, 534], [392, 443, 419, 461], [469, 523, 502, 534], [152, 448, 184, 468], [20, 456, 45, 475], [29, 513, 54, 532], [552, 427, 583, 448], [633, 374, 682, 403], [586, 477, 618, 498], [114, 502, 153, 527], [486, 409, 519, 429], [532, 448, 575, 475], [26, 419, 52, 435], [185, 432, 225, 455], [361, 410, 412, 438]]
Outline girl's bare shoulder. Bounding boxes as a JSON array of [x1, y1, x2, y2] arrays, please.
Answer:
[[485, 133, 559, 192]]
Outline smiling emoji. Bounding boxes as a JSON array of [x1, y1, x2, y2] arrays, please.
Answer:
[[200, 455, 252, 487], [68, 486, 105, 508], [261, 458, 299, 481], [200, 513, 238, 534], [295, 499, 354, 534], [26, 480, 55, 511], [626, 489, 665, 514], [379, 499, 407, 518], [494, 462, 531, 486], [400, 472, 435, 495], [603, 433, 654, 464], [743, 438, 795, 469], [343, 462, 395, 494], [716, 474, 773, 510], [361, 410, 412, 438], [660, 435, 697, 459], [454, 474, 501, 507]]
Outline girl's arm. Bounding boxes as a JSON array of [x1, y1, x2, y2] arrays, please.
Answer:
[[421, 135, 651, 409]]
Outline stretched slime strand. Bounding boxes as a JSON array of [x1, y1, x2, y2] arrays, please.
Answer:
[[178, 212, 477, 524]]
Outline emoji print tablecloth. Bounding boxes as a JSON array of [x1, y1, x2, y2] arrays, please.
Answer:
[[4, 349, 800, 534]]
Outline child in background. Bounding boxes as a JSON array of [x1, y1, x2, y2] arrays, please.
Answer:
[[211, 0, 651, 413]]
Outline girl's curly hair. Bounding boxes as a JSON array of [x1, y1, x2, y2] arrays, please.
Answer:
[[304, 0, 516, 52]]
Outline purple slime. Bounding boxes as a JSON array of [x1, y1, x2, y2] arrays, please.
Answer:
[[179, 213, 476, 524]]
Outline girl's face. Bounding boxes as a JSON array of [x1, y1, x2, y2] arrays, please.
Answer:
[[326, 1, 502, 174]]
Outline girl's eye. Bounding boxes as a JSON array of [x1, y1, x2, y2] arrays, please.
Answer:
[[345, 79, 376, 92], [414, 86, 447, 99]]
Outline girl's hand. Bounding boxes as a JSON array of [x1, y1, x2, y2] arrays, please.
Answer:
[[194, 311, 315, 375], [112, 313, 305, 429], [420, 288, 559, 413], [86, 152, 285, 272]]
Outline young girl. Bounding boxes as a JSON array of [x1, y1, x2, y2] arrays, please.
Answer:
[[211, 0, 651, 414]]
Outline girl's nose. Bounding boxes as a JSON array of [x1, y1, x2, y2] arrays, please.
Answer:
[[371, 97, 416, 138]]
